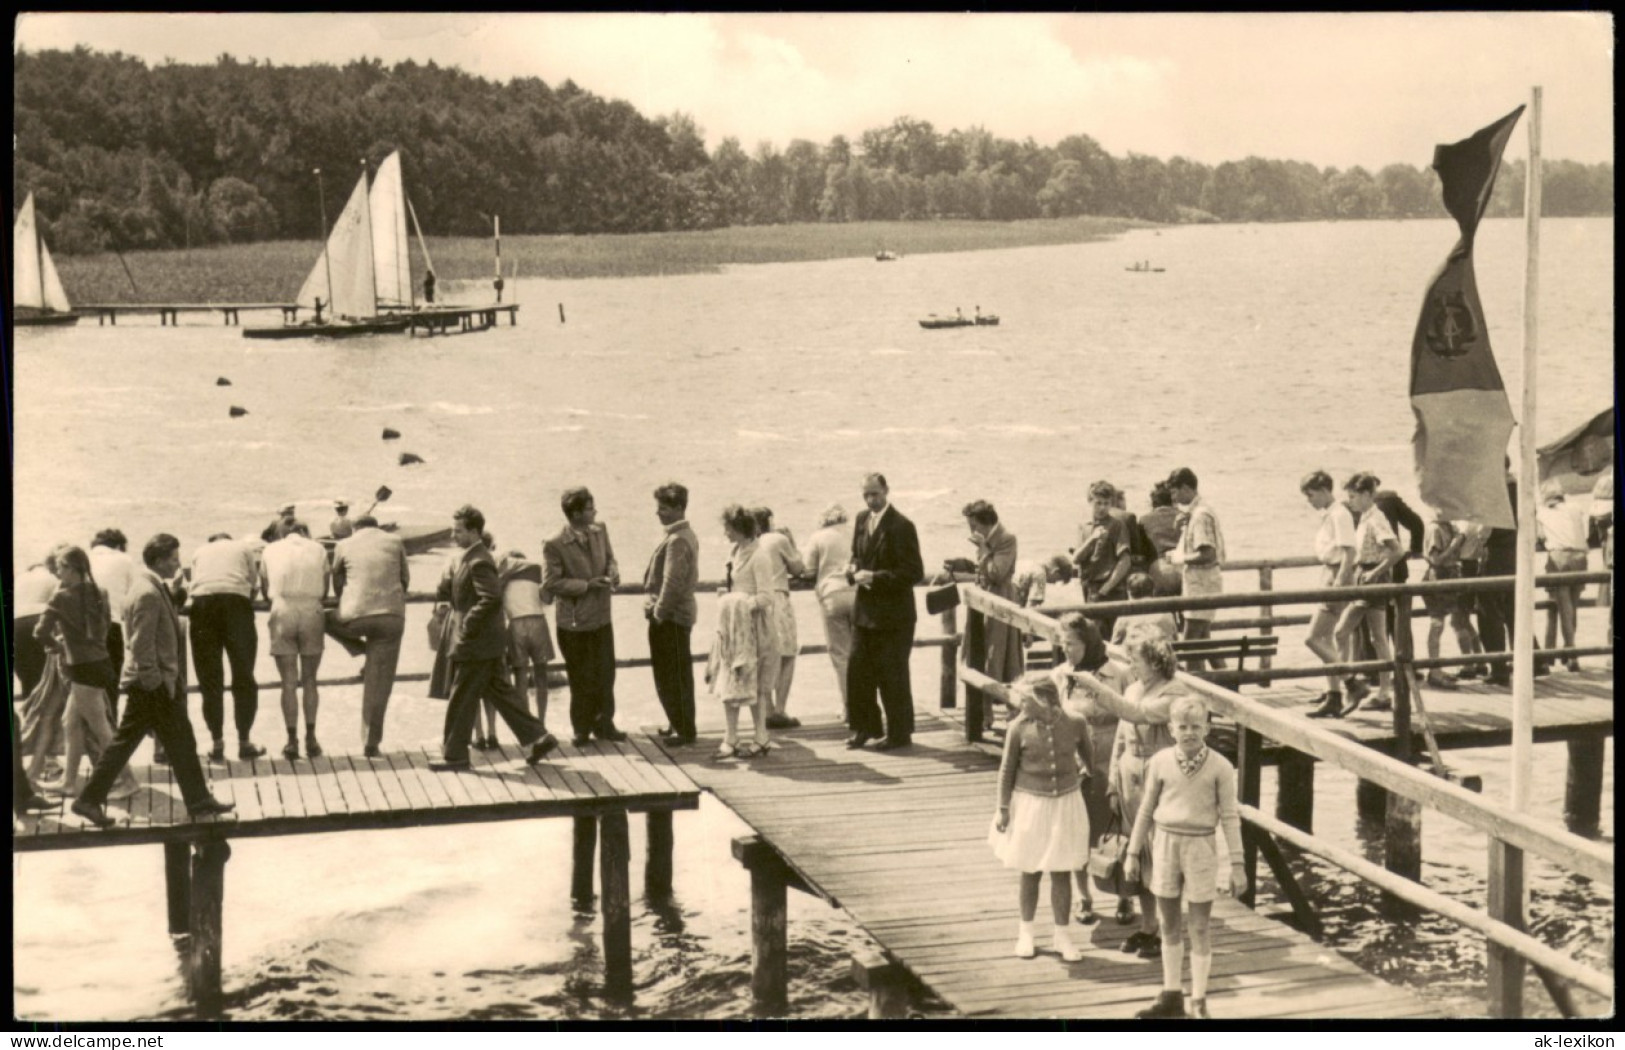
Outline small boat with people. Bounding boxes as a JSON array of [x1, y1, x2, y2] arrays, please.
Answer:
[[1125, 260, 1166, 273], [875, 249, 898, 262], [12, 192, 78, 327], [919, 306, 999, 329]]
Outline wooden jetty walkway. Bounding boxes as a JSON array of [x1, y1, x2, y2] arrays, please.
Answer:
[[79, 302, 300, 326], [650, 714, 1463, 1020], [14, 738, 698, 1015]]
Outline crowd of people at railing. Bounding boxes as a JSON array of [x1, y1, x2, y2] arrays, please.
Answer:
[[11, 461, 1611, 1019]]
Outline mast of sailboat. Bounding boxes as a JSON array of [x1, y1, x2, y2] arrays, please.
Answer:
[[407, 197, 435, 307], [315, 168, 334, 321], [359, 158, 377, 318]]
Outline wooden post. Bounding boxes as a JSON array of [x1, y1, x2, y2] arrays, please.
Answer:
[[572, 816, 597, 904], [964, 608, 986, 743], [1356, 778, 1387, 821], [1487, 840, 1526, 1018], [1563, 735, 1605, 835], [851, 952, 908, 1019], [1235, 727, 1264, 907], [1258, 565, 1275, 679], [187, 839, 231, 1017], [600, 811, 632, 996], [733, 836, 789, 1016], [645, 810, 674, 900], [1391, 596, 1415, 763], [939, 605, 959, 709], [1275, 750, 1315, 833], [1382, 793, 1423, 916], [164, 842, 192, 936]]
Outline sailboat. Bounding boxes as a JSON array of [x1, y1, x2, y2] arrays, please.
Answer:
[[12, 193, 78, 327], [243, 153, 418, 339]]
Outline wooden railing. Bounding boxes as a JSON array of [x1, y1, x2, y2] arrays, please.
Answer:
[[953, 576, 1614, 1020]]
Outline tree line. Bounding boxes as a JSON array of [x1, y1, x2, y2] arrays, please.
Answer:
[[13, 47, 1615, 254]]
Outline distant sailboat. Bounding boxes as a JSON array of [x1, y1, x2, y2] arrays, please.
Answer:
[[13, 193, 78, 327]]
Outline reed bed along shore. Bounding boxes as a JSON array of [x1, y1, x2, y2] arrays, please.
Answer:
[[53, 216, 1144, 303]]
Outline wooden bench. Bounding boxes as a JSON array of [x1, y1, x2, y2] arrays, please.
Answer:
[[1170, 634, 1278, 689]]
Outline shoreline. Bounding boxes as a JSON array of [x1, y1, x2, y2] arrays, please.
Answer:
[[52, 216, 1146, 304]]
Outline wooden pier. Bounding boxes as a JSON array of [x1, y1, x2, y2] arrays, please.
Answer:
[[14, 738, 698, 1015], [403, 303, 520, 335], [650, 715, 1465, 1020], [79, 302, 300, 326]]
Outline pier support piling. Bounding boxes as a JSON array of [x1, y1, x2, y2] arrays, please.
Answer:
[[1563, 735, 1605, 835], [164, 842, 192, 936], [600, 811, 633, 996], [572, 816, 597, 904], [1381, 794, 1423, 915], [1236, 727, 1264, 907], [733, 835, 789, 1016], [186, 839, 230, 1017], [851, 952, 908, 1019], [1487, 840, 1526, 1018], [1275, 750, 1315, 833], [964, 609, 986, 743], [939, 606, 959, 709], [645, 810, 674, 900], [1356, 778, 1387, 822]]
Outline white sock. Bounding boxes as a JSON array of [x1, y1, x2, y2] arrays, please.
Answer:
[[1161, 935, 1183, 993], [1018, 920, 1035, 937], [1192, 952, 1212, 1000]]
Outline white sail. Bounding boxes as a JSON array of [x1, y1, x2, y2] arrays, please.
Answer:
[[39, 230, 71, 313], [13, 193, 72, 315], [295, 170, 375, 319], [370, 152, 412, 309]]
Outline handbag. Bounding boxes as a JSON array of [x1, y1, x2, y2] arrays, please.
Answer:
[[1088, 809, 1141, 896], [426, 603, 449, 650], [925, 580, 961, 616]]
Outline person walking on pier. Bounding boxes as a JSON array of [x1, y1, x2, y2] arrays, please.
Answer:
[[1419, 509, 1482, 691], [543, 487, 627, 746], [803, 504, 858, 712], [1051, 613, 1126, 927], [845, 473, 924, 751], [990, 673, 1094, 962], [1537, 480, 1589, 670], [753, 507, 805, 730], [1300, 470, 1359, 718], [1332, 473, 1402, 715], [12, 558, 59, 701], [72, 533, 235, 829], [261, 522, 330, 760], [88, 528, 138, 719], [1165, 468, 1225, 671], [1451, 519, 1492, 681], [1124, 695, 1247, 1020], [644, 483, 699, 746], [500, 548, 555, 735], [429, 505, 558, 772], [326, 515, 410, 757], [188, 532, 265, 762]]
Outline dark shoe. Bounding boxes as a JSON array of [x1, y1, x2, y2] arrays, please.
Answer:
[[1134, 990, 1185, 1019], [1115, 899, 1136, 925], [570, 735, 593, 748], [471, 735, 495, 751], [238, 742, 266, 761], [282, 741, 300, 761], [1533, 661, 1551, 678], [1137, 937, 1163, 960], [208, 739, 226, 763], [874, 738, 912, 752], [1121, 931, 1152, 953], [656, 726, 680, 740], [1425, 673, 1459, 691], [304, 738, 323, 759], [428, 759, 472, 772], [526, 734, 560, 765], [1455, 664, 1486, 680], [1343, 677, 1370, 707], [188, 798, 236, 819], [1565, 659, 1583, 673], [1074, 904, 1099, 925], [670, 734, 697, 747], [362, 746, 382, 759], [1306, 692, 1344, 719], [1363, 696, 1394, 713], [597, 726, 629, 743], [1486, 672, 1511, 688], [18, 794, 56, 814], [71, 798, 116, 829], [1189, 998, 1212, 1020], [846, 733, 874, 750]]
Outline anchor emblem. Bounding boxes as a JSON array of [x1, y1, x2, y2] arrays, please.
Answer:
[[1425, 290, 1479, 359]]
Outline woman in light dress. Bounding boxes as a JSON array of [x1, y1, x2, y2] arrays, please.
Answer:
[[751, 507, 805, 730], [710, 505, 776, 758]]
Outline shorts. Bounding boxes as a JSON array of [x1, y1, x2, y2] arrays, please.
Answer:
[[1317, 563, 1349, 616], [1456, 560, 1481, 616], [1149, 827, 1219, 903], [1545, 549, 1588, 593], [67, 658, 118, 691], [269, 600, 326, 657], [1422, 563, 1460, 617], [508, 614, 556, 666], [1349, 564, 1391, 611]]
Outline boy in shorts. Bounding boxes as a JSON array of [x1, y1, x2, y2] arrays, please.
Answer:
[[1421, 510, 1481, 690], [1125, 695, 1246, 1020]]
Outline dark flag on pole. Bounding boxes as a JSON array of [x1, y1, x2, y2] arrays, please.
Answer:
[[1409, 105, 1525, 529]]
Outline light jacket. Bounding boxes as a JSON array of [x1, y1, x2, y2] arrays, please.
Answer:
[[543, 523, 620, 631]]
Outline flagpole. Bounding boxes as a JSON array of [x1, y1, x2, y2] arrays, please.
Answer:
[[1511, 86, 1542, 813]]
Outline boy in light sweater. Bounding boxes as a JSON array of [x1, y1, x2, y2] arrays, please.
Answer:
[[1124, 695, 1246, 1020]]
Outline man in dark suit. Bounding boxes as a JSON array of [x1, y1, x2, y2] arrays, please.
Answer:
[[429, 505, 559, 771], [71, 533, 235, 829], [845, 473, 924, 750], [644, 482, 699, 746]]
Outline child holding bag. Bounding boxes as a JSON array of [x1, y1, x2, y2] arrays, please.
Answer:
[[1124, 694, 1247, 1020], [988, 672, 1093, 962]]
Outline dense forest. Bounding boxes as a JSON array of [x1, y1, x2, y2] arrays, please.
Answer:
[[14, 47, 1615, 254]]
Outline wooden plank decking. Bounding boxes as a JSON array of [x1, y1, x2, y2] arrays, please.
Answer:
[[14, 739, 700, 853], [653, 714, 1463, 1020]]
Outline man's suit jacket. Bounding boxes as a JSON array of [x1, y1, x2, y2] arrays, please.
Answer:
[[333, 526, 410, 621], [644, 522, 699, 627], [437, 542, 506, 662], [543, 524, 619, 632], [849, 505, 924, 629], [123, 569, 182, 693]]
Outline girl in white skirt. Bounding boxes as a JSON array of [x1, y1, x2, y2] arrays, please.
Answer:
[[989, 671, 1093, 961]]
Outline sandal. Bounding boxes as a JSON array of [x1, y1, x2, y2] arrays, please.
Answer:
[[714, 744, 739, 760], [738, 741, 772, 758], [1075, 905, 1099, 925]]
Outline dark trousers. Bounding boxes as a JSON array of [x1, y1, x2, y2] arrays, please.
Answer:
[[14, 614, 46, 699], [1476, 578, 1543, 678], [847, 623, 916, 743], [189, 594, 259, 741], [558, 625, 618, 739], [442, 657, 546, 764], [105, 622, 125, 721], [81, 681, 211, 809], [648, 618, 696, 740]]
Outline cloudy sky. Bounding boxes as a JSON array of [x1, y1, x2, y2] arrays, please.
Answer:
[[14, 12, 1614, 170]]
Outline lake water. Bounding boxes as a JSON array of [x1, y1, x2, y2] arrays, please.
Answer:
[[10, 217, 1614, 1020]]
